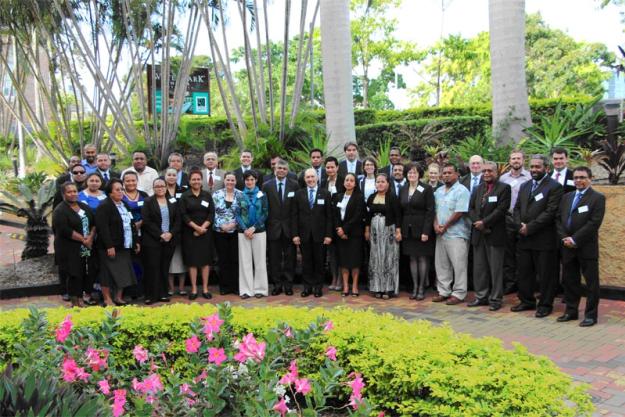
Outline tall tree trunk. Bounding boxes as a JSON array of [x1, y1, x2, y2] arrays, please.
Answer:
[[489, 0, 531, 144], [279, 0, 291, 141], [320, 0, 355, 155], [263, 0, 275, 130]]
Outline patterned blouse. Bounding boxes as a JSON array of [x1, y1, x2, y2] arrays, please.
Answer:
[[212, 188, 243, 233], [235, 187, 269, 233]]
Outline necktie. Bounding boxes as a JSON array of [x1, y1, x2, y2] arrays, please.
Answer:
[[208, 171, 214, 188], [530, 180, 538, 194], [567, 192, 583, 228], [308, 188, 315, 208], [278, 181, 283, 202], [103, 172, 109, 182], [472, 176, 479, 194], [555, 171, 561, 183]]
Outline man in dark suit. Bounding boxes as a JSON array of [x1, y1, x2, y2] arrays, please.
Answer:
[[468, 161, 511, 311], [511, 154, 564, 318], [234, 150, 263, 190], [338, 141, 363, 177], [389, 163, 406, 198], [460, 155, 484, 195], [379, 147, 402, 177], [550, 147, 576, 193], [95, 153, 120, 189], [262, 159, 300, 296], [555, 166, 605, 327], [266, 156, 297, 182], [292, 168, 333, 297], [298, 148, 326, 187], [167, 152, 189, 189], [56, 155, 82, 188]]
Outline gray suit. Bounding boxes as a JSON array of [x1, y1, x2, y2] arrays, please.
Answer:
[[202, 168, 225, 193]]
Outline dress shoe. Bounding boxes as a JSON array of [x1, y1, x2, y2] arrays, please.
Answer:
[[144, 299, 153, 305], [301, 289, 312, 298], [285, 288, 294, 296], [556, 313, 579, 322], [415, 293, 425, 301], [579, 318, 597, 327], [489, 304, 502, 311], [535, 308, 552, 318], [219, 290, 228, 296], [188, 292, 198, 300], [113, 299, 128, 306], [255, 294, 264, 299], [202, 292, 212, 300], [314, 288, 323, 298], [158, 297, 170, 303], [83, 297, 98, 306], [503, 285, 517, 295], [510, 303, 535, 312], [240, 294, 250, 300], [271, 287, 283, 296], [431, 295, 449, 303], [62, 293, 70, 302], [445, 296, 463, 305], [467, 298, 488, 307]]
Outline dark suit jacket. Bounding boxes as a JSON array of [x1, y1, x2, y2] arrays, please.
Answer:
[[262, 177, 300, 240], [298, 167, 326, 188], [52, 201, 94, 276], [460, 173, 483, 193], [399, 182, 435, 239], [469, 181, 511, 247], [513, 176, 563, 250], [338, 159, 363, 177], [291, 188, 333, 242], [234, 167, 264, 191], [553, 168, 576, 193], [389, 179, 406, 198], [140, 195, 182, 247], [95, 198, 138, 250], [266, 172, 297, 183], [97, 170, 120, 190], [320, 175, 345, 197], [556, 187, 605, 260], [366, 192, 401, 227], [333, 192, 366, 238]]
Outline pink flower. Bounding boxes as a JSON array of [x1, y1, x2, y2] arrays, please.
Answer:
[[61, 357, 90, 383], [323, 320, 334, 332], [283, 327, 293, 338], [377, 413, 385, 417], [131, 378, 144, 393], [194, 370, 208, 383], [348, 373, 366, 409], [142, 373, 163, 394], [180, 383, 196, 397], [294, 378, 311, 395], [133, 345, 148, 364], [234, 333, 266, 363], [325, 346, 337, 361], [272, 397, 289, 416], [185, 335, 201, 353], [112, 389, 126, 417], [202, 313, 224, 340], [85, 348, 109, 372], [98, 379, 110, 395], [208, 347, 227, 366], [279, 360, 299, 385], [55, 315, 73, 343]]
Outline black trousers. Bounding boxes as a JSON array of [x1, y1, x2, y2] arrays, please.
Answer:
[[61, 255, 96, 297], [268, 236, 296, 289], [300, 240, 325, 290], [562, 256, 600, 320], [142, 244, 175, 301], [215, 232, 239, 294], [503, 228, 518, 289], [517, 248, 558, 309]]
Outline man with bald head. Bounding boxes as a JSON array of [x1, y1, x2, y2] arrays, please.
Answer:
[[291, 168, 333, 298], [461, 155, 484, 195]]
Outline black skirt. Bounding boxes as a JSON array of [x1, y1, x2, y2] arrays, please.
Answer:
[[401, 237, 435, 257], [182, 228, 215, 267], [336, 237, 363, 269]]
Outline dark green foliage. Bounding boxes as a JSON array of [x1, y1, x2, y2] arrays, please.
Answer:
[[596, 135, 625, 184]]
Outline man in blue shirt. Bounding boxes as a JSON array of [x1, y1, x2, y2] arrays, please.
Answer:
[[81, 144, 98, 174], [433, 163, 471, 305]]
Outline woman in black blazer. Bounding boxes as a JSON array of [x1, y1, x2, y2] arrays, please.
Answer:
[[322, 156, 345, 292], [52, 182, 96, 307], [400, 163, 435, 300], [95, 179, 139, 306], [365, 173, 402, 299], [333, 173, 366, 296], [141, 178, 181, 304], [164, 167, 187, 296]]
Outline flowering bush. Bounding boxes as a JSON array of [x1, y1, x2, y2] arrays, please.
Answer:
[[6, 305, 378, 417]]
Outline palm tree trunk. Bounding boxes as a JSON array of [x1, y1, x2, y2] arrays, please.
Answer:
[[263, 0, 275, 130], [279, 0, 291, 141], [320, 0, 356, 154], [489, 0, 532, 144], [22, 216, 50, 260]]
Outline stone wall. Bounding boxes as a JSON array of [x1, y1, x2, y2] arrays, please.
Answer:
[[596, 185, 625, 288]]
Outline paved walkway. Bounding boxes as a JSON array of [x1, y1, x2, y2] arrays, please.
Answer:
[[2, 290, 625, 416]]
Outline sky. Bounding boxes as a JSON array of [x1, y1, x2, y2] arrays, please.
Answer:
[[194, 0, 625, 109]]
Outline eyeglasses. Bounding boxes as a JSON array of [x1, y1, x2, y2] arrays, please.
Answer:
[[573, 176, 589, 180], [72, 171, 86, 175]]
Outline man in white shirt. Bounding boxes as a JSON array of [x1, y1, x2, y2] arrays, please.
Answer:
[[234, 150, 263, 190], [460, 155, 484, 195], [338, 141, 363, 177], [167, 152, 188, 189], [121, 151, 159, 195], [390, 164, 406, 197], [201, 151, 225, 193], [550, 147, 576, 193]]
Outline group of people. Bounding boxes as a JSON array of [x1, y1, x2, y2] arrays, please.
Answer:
[[52, 142, 606, 326]]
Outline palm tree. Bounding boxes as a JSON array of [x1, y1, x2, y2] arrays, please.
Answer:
[[489, 0, 532, 144], [0, 177, 56, 260], [319, 0, 356, 155]]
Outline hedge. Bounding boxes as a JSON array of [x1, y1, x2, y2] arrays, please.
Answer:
[[0, 305, 593, 417]]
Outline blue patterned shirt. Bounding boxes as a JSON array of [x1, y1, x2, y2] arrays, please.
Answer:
[[212, 188, 243, 233], [434, 181, 471, 241]]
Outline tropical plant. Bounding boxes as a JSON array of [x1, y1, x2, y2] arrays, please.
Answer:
[[289, 131, 331, 173], [0, 176, 56, 259], [596, 135, 625, 185]]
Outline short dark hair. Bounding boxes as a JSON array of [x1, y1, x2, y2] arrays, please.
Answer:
[[343, 141, 358, 152], [375, 172, 390, 182], [132, 150, 147, 158], [324, 156, 338, 167], [122, 171, 138, 181], [442, 162, 458, 172], [106, 178, 123, 194], [404, 162, 424, 179], [551, 147, 568, 157], [309, 148, 323, 157], [86, 172, 103, 183], [223, 171, 237, 181], [343, 173, 361, 194], [573, 166, 593, 179], [243, 169, 258, 181], [241, 149, 253, 156], [362, 156, 378, 172], [389, 146, 401, 154], [60, 181, 77, 195]]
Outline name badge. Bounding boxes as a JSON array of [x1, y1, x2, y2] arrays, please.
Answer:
[[214, 176, 222, 181], [534, 193, 544, 202], [566, 179, 575, 186], [176, 193, 182, 199], [317, 199, 325, 205], [138, 201, 144, 207], [287, 191, 295, 198], [201, 200, 209, 208], [77, 209, 85, 217], [488, 196, 498, 203], [416, 185, 424, 193], [97, 194, 107, 201], [578, 205, 589, 213], [257, 191, 264, 198], [169, 198, 177, 204]]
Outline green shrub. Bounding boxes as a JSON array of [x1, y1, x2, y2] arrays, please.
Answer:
[[0, 305, 593, 417]]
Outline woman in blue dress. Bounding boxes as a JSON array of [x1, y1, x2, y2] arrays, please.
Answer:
[[121, 171, 148, 299], [78, 173, 107, 211]]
